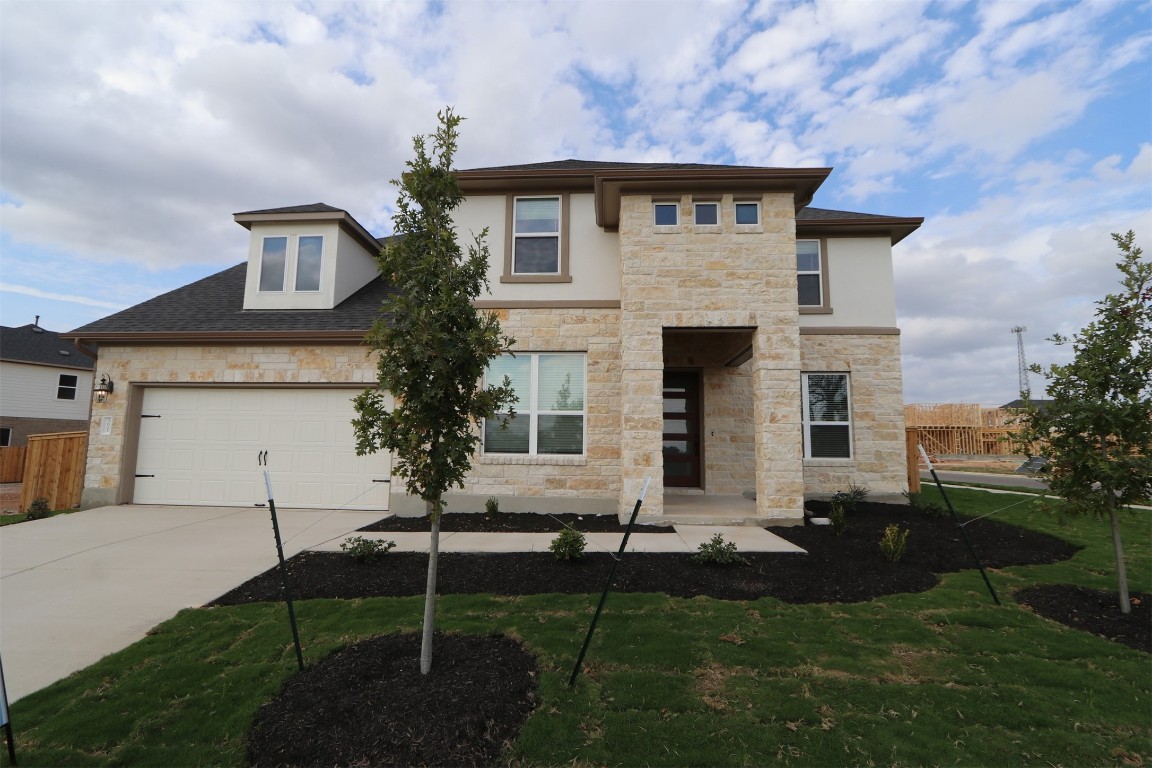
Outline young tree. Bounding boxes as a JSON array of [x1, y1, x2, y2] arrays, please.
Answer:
[[352, 109, 515, 672], [1016, 231, 1151, 614]]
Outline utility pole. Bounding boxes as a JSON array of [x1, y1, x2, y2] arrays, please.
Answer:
[[1011, 326, 1029, 398]]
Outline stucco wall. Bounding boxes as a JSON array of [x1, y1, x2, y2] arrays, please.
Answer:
[[799, 237, 899, 329]]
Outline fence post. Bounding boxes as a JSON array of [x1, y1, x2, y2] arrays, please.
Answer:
[[905, 428, 921, 495]]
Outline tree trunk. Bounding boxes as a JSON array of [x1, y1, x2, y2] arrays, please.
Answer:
[[1108, 497, 1131, 615], [420, 498, 440, 674]]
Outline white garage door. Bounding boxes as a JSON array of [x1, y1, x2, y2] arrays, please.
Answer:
[[133, 388, 391, 510]]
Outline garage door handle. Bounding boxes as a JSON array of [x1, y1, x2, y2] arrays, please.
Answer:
[[141, 414, 161, 418], [135, 474, 155, 478], [373, 479, 391, 483]]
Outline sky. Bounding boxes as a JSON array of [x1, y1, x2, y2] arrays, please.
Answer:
[[1, 0, 1149, 406]]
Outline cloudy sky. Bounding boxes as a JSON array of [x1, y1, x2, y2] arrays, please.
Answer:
[[1, 0, 1149, 405]]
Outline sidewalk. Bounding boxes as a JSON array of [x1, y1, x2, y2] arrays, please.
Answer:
[[310, 525, 806, 554]]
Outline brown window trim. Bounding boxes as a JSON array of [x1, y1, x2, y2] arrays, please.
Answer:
[[798, 236, 833, 314], [502, 193, 572, 283]]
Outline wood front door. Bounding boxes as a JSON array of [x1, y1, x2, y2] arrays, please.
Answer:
[[663, 371, 702, 488]]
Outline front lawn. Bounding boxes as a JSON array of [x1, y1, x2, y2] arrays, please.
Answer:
[[6, 488, 1150, 767]]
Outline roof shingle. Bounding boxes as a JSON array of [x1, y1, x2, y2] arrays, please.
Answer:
[[1, 324, 96, 368]]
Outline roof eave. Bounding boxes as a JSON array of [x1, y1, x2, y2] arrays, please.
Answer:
[[233, 210, 382, 255], [797, 216, 924, 245], [62, 330, 372, 346]]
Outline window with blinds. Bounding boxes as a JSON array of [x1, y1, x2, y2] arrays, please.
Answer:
[[802, 373, 851, 458], [484, 353, 586, 455]]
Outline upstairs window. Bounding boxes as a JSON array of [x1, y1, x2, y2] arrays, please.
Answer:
[[802, 373, 851, 459], [259, 236, 288, 292], [735, 202, 760, 225], [484, 353, 586, 456], [259, 235, 324, 293], [654, 202, 679, 226], [513, 197, 561, 274], [694, 202, 719, 226], [797, 239, 823, 306], [57, 374, 78, 400]]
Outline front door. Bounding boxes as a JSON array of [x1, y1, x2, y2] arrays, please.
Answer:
[[663, 371, 702, 488]]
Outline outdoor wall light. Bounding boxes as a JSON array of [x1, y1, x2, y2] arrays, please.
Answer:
[[93, 373, 114, 403]]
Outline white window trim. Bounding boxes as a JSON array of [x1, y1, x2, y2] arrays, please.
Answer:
[[57, 373, 78, 401], [734, 201, 761, 226], [512, 196, 562, 276], [693, 201, 720, 227], [653, 202, 679, 227], [485, 352, 587, 457], [797, 238, 825, 309], [258, 234, 325, 294], [801, 372, 852, 460]]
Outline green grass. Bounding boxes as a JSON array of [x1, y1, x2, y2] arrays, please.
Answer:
[[0, 509, 76, 526], [7, 488, 1150, 767]]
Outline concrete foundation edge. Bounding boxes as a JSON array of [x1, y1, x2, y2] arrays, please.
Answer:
[[388, 492, 617, 518]]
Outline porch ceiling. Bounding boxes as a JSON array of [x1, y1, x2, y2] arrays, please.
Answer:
[[663, 328, 754, 368]]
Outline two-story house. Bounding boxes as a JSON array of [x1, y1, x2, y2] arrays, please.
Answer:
[[1, 322, 96, 447], [66, 161, 921, 523]]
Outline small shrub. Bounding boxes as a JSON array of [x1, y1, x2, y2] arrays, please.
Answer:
[[25, 498, 51, 520], [484, 496, 500, 516], [880, 524, 910, 563], [340, 535, 396, 562], [549, 526, 586, 561], [692, 533, 747, 565], [833, 482, 869, 512], [828, 499, 848, 536]]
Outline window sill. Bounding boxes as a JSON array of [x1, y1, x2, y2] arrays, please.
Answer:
[[654, 225, 682, 235], [803, 457, 854, 465], [734, 225, 764, 234], [799, 306, 833, 315], [693, 225, 723, 235], [500, 274, 573, 284], [480, 454, 587, 466]]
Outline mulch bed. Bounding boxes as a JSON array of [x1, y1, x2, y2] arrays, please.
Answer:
[[1015, 585, 1150, 654], [360, 511, 675, 534], [230, 501, 1148, 768]]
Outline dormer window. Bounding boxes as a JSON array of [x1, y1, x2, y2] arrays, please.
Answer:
[[259, 235, 324, 293]]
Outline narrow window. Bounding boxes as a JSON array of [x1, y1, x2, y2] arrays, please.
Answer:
[[513, 197, 560, 274], [797, 240, 823, 306], [654, 202, 679, 226], [57, 374, 78, 401], [484, 353, 586, 456], [259, 236, 288, 292], [803, 373, 851, 458], [0, 427, 11, 447], [294, 235, 323, 291], [735, 202, 760, 225], [694, 202, 719, 226]]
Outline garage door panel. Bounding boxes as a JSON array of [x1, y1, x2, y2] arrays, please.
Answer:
[[134, 388, 389, 510]]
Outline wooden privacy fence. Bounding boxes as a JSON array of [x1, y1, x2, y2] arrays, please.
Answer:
[[904, 403, 1022, 456], [19, 431, 87, 513], [0, 447, 27, 483]]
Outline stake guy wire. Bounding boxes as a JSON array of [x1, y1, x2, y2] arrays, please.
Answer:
[[918, 445, 1002, 606], [259, 451, 306, 671], [569, 476, 651, 687]]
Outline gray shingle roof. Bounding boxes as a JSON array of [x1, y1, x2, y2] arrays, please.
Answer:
[[0, 324, 96, 368], [67, 264, 396, 337], [458, 159, 770, 173], [233, 203, 346, 216], [799, 207, 908, 221]]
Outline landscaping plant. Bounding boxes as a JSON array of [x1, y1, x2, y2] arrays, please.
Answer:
[[24, 497, 51, 520], [352, 108, 517, 672], [879, 523, 910, 563], [1014, 230, 1152, 613], [828, 499, 848, 536], [692, 533, 747, 565], [548, 526, 586, 561], [484, 496, 500, 517], [339, 536, 396, 562]]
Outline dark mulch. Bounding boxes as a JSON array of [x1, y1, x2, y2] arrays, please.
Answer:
[[233, 501, 1118, 768], [247, 632, 537, 768], [360, 511, 674, 534], [1015, 585, 1151, 653]]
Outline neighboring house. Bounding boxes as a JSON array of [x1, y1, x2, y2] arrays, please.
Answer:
[[0, 322, 96, 447], [66, 161, 921, 522]]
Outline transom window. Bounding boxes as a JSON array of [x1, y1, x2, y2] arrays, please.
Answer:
[[654, 202, 679, 226], [802, 373, 851, 458], [484, 353, 586, 455], [735, 202, 760, 225], [513, 197, 561, 274], [259, 235, 324, 293], [694, 202, 719, 226], [57, 374, 78, 401], [797, 239, 823, 306]]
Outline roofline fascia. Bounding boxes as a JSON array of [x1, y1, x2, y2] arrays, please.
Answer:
[[797, 216, 924, 245], [63, 330, 372, 346], [0, 357, 97, 371], [233, 210, 382, 255]]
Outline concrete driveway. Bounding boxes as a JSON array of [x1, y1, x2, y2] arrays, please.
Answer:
[[0, 504, 380, 702]]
